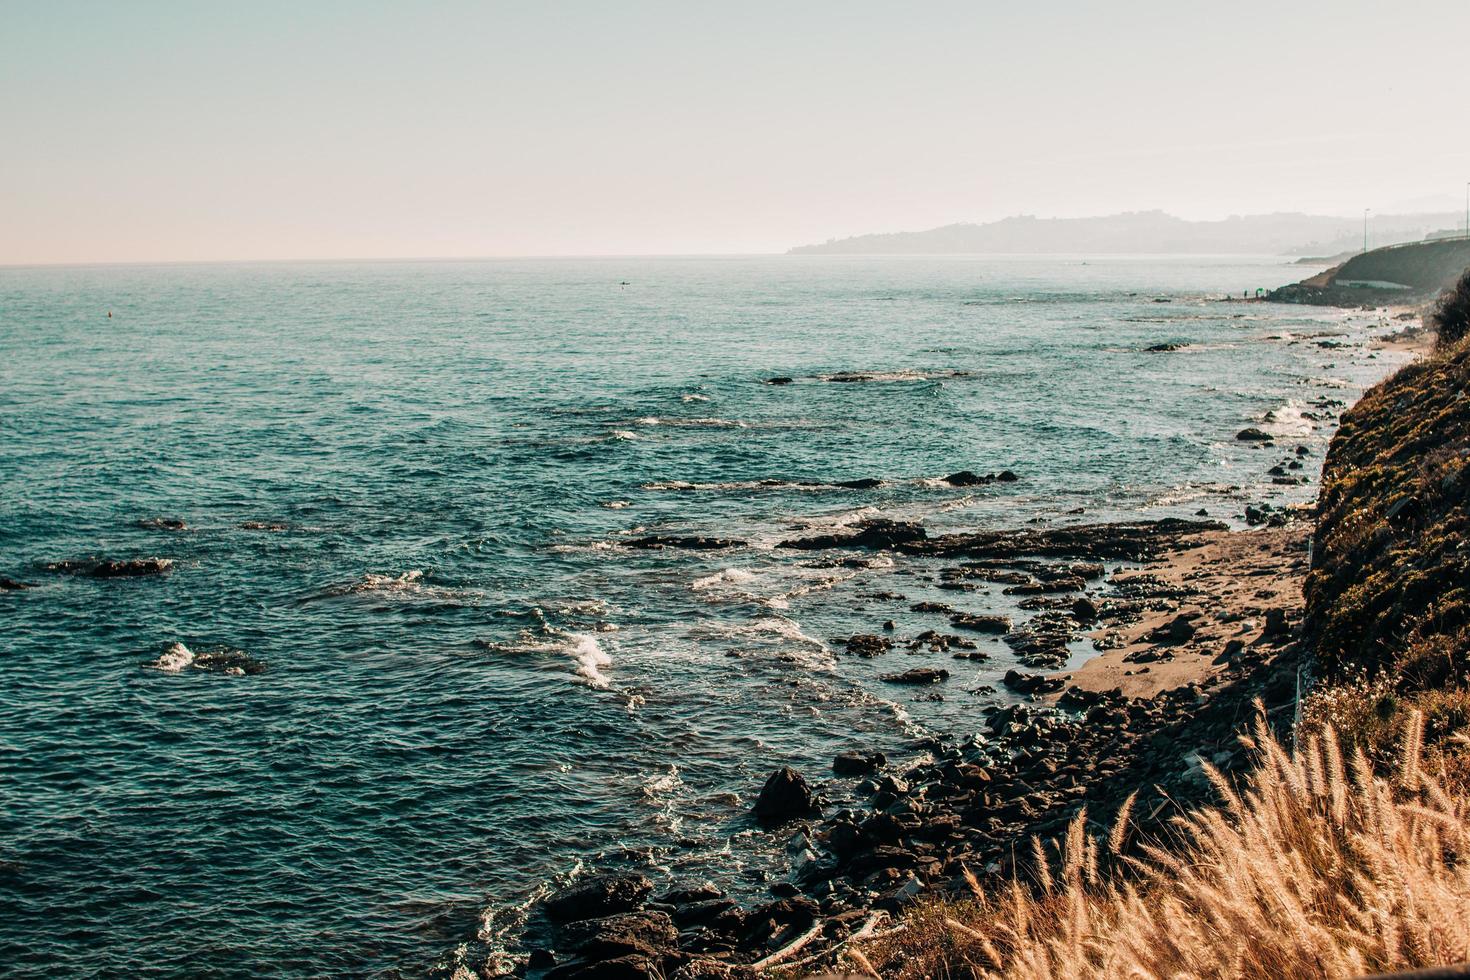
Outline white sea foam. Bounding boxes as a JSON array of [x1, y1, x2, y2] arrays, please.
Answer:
[[603, 500, 631, 509], [691, 567, 758, 591], [569, 633, 613, 687], [680, 394, 712, 403], [149, 641, 195, 672], [816, 368, 970, 383], [1259, 400, 1314, 437], [634, 415, 746, 429]]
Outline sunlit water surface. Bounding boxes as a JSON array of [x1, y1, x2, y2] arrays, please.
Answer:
[[0, 256, 1408, 976]]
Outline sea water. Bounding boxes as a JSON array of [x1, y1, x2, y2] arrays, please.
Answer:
[[0, 255, 1409, 976]]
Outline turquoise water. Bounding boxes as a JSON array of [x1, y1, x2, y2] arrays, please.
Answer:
[[0, 256, 1403, 976]]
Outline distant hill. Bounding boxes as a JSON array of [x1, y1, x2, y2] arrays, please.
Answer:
[[789, 210, 1465, 256]]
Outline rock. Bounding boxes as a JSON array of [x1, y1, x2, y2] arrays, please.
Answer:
[[0, 578, 35, 591], [1151, 614, 1197, 645], [671, 960, 756, 980], [834, 478, 881, 489], [659, 882, 723, 906], [778, 519, 927, 551], [623, 536, 744, 550], [546, 954, 659, 980], [910, 601, 953, 614], [949, 613, 1011, 634], [1145, 342, 1185, 352], [753, 767, 819, 822], [844, 634, 893, 657], [1263, 607, 1290, 637], [882, 619, 896, 631], [996, 470, 1019, 482], [942, 470, 994, 487], [1001, 669, 1064, 694], [558, 910, 677, 959], [46, 557, 174, 578], [1236, 428, 1274, 442], [138, 517, 188, 530], [1071, 596, 1099, 622], [765, 377, 794, 385], [545, 874, 654, 923], [881, 668, 949, 685], [833, 751, 886, 776], [240, 521, 289, 531]]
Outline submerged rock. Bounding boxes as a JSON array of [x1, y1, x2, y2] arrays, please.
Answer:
[[0, 577, 35, 591], [46, 557, 174, 578], [623, 536, 744, 550]]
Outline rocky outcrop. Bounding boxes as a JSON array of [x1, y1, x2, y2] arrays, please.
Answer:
[[752, 767, 819, 823]]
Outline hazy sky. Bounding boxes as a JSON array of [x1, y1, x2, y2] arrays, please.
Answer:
[[4, 0, 1470, 263]]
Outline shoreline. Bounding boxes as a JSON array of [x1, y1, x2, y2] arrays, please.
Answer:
[[443, 308, 1435, 980]]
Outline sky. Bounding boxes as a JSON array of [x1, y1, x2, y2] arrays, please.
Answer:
[[3, 0, 1470, 264]]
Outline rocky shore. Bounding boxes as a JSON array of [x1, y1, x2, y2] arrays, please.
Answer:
[[447, 510, 1319, 980], [433, 319, 1436, 980]]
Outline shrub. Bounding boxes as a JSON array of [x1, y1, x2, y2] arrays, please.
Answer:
[[859, 712, 1470, 980], [1431, 267, 1470, 350]]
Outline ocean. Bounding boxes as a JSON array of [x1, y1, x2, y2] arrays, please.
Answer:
[[0, 255, 1408, 977]]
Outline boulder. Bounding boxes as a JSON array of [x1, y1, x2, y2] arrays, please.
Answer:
[[753, 767, 819, 822], [559, 910, 677, 959], [949, 613, 1011, 634], [1236, 427, 1274, 442], [545, 873, 654, 923], [832, 751, 886, 776], [942, 470, 994, 487]]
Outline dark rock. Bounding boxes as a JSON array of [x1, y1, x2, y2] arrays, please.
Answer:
[[1145, 342, 1185, 352], [1071, 596, 1100, 622], [1236, 427, 1274, 442], [624, 536, 744, 550], [1151, 614, 1197, 645], [1263, 607, 1290, 637], [559, 910, 677, 959], [546, 954, 659, 980], [949, 613, 1011, 634], [765, 377, 794, 385], [753, 767, 819, 822], [943, 470, 994, 487], [844, 634, 893, 657], [833, 751, 886, 776], [834, 478, 882, 489], [881, 668, 949, 685], [659, 882, 723, 906], [910, 601, 953, 614], [545, 874, 654, 923], [46, 557, 174, 578], [778, 518, 928, 551], [138, 517, 188, 530], [1002, 669, 1064, 694], [0, 578, 34, 591], [882, 619, 896, 631], [671, 960, 756, 980], [996, 470, 1019, 482]]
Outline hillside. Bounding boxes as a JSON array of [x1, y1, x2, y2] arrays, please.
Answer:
[[1271, 238, 1470, 305], [789, 210, 1464, 256]]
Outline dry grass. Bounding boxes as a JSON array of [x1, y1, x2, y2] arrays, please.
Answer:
[[859, 710, 1470, 979]]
